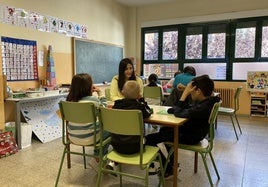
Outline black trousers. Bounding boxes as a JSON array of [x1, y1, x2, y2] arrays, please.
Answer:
[[145, 127, 175, 171]]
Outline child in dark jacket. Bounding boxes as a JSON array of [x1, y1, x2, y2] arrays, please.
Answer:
[[111, 80, 152, 154], [145, 75, 221, 177]]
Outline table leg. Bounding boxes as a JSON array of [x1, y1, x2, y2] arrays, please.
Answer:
[[173, 126, 178, 187], [15, 101, 22, 149]]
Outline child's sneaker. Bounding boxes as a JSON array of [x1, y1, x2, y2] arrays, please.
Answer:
[[164, 163, 182, 180], [105, 161, 118, 177], [149, 161, 160, 175]]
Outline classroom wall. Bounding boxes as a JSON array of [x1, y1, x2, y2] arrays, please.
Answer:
[[0, 0, 129, 130], [125, 0, 268, 116]]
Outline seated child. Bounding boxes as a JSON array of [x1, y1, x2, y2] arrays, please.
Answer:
[[145, 73, 164, 105], [111, 80, 152, 154]]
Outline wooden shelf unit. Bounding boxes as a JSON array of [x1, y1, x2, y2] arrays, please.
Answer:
[[250, 92, 268, 117]]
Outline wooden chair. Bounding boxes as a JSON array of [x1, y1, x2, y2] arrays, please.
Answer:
[[165, 102, 221, 187], [218, 86, 243, 140], [55, 101, 108, 186], [97, 107, 165, 187]]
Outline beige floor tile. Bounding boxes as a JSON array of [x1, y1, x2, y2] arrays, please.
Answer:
[[1, 115, 268, 186]]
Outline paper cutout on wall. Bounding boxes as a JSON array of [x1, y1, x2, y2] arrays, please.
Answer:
[[0, 2, 88, 38]]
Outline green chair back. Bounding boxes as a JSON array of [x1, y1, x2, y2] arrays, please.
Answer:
[[208, 102, 221, 149], [105, 88, 111, 101], [143, 86, 162, 98], [60, 101, 96, 124], [234, 86, 242, 112], [143, 86, 163, 105], [99, 107, 143, 142], [59, 101, 99, 146]]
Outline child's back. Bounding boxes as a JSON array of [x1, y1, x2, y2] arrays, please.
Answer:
[[112, 81, 151, 154]]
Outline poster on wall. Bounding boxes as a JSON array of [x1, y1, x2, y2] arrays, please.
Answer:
[[0, 2, 88, 38], [58, 19, 67, 34], [4, 5, 17, 25], [16, 8, 29, 28], [66, 21, 75, 36], [38, 15, 50, 32], [28, 11, 40, 30], [1, 36, 38, 81], [247, 71, 268, 90], [49, 16, 59, 33]]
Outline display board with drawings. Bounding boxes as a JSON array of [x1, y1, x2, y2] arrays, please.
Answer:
[[247, 71, 268, 90], [74, 38, 123, 84]]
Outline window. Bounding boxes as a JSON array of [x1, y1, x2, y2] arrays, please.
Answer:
[[162, 30, 178, 60], [141, 16, 268, 81], [261, 20, 268, 58], [207, 24, 226, 59], [144, 32, 159, 60], [234, 21, 256, 58], [185, 27, 203, 59]]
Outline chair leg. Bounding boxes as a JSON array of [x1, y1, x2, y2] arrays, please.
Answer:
[[67, 144, 71, 168], [96, 157, 105, 187], [157, 154, 165, 187], [234, 114, 242, 134], [209, 152, 220, 180], [119, 164, 123, 187], [200, 153, 214, 187], [215, 117, 218, 130], [230, 115, 239, 140], [164, 147, 174, 172], [194, 152, 198, 173], [55, 146, 67, 187], [83, 146, 86, 169], [145, 165, 149, 187]]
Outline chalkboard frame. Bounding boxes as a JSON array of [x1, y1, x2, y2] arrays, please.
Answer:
[[73, 38, 123, 84]]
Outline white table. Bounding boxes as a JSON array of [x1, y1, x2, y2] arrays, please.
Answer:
[[5, 93, 68, 149]]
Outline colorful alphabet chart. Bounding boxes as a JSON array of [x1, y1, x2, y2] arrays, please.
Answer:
[[1, 36, 38, 81]]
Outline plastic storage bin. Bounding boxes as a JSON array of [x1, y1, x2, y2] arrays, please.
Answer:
[[5, 122, 32, 149]]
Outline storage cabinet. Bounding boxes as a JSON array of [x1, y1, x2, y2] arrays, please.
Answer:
[[250, 92, 268, 117]]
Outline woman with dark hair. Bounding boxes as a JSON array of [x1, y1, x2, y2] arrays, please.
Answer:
[[110, 58, 143, 101]]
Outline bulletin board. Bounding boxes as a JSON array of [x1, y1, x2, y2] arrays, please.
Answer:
[[74, 38, 123, 84], [247, 71, 268, 90], [1, 36, 38, 81]]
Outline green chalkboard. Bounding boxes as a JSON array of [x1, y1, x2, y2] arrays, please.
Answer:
[[74, 38, 123, 84]]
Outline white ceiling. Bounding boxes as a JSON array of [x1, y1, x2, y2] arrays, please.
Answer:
[[116, 0, 175, 7]]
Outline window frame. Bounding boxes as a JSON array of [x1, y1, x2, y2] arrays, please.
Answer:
[[141, 16, 268, 81]]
